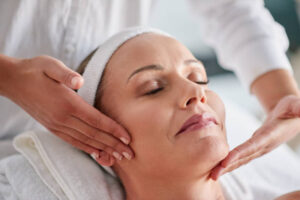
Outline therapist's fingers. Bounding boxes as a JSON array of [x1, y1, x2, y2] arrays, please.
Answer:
[[52, 130, 115, 166], [45, 67, 133, 160], [220, 134, 266, 168], [59, 117, 133, 160], [73, 97, 132, 146], [52, 130, 114, 166], [210, 128, 269, 181], [5, 55, 133, 166], [211, 120, 296, 181], [39, 55, 84, 90], [211, 148, 265, 180], [210, 95, 300, 181], [93, 151, 116, 167], [221, 95, 300, 168]]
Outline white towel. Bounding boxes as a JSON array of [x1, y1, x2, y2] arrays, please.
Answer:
[[12, 131, 124, 200], [0, 154, 59, 200]]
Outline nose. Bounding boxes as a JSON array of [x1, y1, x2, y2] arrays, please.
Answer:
[[180, 83, 207, 109]]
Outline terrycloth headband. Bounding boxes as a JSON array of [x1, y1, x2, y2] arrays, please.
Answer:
[[77, 26, 171, 178]]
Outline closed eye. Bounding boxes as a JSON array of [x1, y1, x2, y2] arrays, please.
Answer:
[[145, 87, 164, 95], [195, 80, 209, 85], [144, 79, 209, 96]]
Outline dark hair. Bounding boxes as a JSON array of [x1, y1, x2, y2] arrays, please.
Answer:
[[76, 48, 97, 76]]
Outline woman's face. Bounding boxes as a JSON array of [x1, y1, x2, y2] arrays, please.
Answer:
[[97, 33, 229, 180]]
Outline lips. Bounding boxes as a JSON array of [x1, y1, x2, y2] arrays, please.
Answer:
[[176, 113, 218, 135]]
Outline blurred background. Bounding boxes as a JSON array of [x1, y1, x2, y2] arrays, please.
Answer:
[[149, 0, 300, 153]]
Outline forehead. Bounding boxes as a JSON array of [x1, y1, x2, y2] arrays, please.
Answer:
[[104, 33, 196, 80]]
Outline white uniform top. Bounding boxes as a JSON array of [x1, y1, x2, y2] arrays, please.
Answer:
[[0, 0, 293, 138]]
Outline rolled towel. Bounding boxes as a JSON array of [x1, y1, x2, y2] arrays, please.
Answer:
[[13, 131, 124, 200]]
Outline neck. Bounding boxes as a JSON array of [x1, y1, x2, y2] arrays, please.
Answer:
[[124, 173, 225, 200]]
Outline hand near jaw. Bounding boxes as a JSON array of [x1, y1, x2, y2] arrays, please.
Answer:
[[210, 94, 300, 181], [1, 55, 134, 166]]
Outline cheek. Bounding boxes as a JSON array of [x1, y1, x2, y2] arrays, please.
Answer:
[[118, 101, 173, 160], [102, 93, 172, 171], [206, 91, 226, 124], [119, 102, 178, 177]]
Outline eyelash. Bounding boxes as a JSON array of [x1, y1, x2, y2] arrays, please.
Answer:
[[144, 79, 210, 96]]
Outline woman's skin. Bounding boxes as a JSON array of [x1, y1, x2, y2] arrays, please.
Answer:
[[95, 33, 229, 200]]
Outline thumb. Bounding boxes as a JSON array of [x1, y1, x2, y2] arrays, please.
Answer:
[[43, 57, 84, 89]]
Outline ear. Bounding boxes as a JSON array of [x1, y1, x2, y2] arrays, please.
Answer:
[[96, 151, 115, 167]]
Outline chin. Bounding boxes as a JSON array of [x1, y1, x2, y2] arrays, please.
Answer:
[[188, 136, 229, 172], [208, 136, 229, 161]]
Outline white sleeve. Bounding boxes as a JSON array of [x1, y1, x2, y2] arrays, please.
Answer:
[[187, 0, 294, 93]]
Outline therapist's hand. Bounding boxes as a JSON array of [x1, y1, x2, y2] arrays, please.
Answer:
[[210, 94, 300, 180], [3, 55, 134, 166]]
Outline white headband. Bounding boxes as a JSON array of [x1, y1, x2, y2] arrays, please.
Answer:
[[77, 26, 171, 178]]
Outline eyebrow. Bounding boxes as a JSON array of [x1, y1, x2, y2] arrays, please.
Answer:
[[127, 59, 202, 83]]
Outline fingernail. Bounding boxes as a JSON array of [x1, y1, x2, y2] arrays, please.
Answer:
[[113, 151, 123, 161], [71, 76, 81, 88], [122, 152, 132, 160], [120, 137, 129, 145], [91, 152, 99, 160]]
